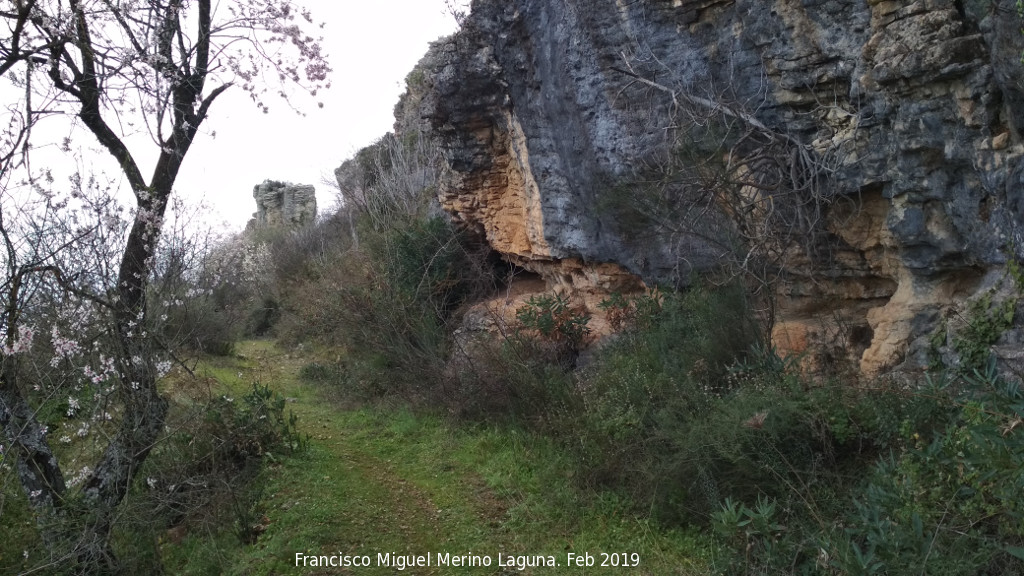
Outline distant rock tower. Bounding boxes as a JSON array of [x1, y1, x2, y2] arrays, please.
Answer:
[[248, 180, 317, 230]]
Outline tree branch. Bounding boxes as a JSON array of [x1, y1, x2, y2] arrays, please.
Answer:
[[63, 0, 147, 194]]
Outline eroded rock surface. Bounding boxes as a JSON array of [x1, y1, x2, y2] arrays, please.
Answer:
[[249, 180, 317, 230], [402, 0, 1024, 376]]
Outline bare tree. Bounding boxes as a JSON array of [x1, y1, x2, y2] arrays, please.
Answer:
[[333, 131, 444, 232], [609, 46, 854, 300], [1, 0, 67, 177], [0, 0, 328, 571]]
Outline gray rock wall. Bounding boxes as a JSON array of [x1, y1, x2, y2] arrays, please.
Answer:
[[405, 0, 1024, 376], [250, 180, 317, 229]]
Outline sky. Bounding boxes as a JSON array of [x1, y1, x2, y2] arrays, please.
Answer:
[[175, 1, 462, 229], [7, 1, 464, 232]]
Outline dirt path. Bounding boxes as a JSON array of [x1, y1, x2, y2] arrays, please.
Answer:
[[172, 340, 706, 575], [220, 341, 520, 575]]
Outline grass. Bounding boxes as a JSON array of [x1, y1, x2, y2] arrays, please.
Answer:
[[161, 340, 714, 575], [0, 486, 43, 574], [0, 340, 713, 574]]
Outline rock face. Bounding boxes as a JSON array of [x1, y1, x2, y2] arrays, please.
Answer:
[[250, 180, 317, 229], [403, 0, 1024, 376]]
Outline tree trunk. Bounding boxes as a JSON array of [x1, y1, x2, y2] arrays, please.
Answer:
[[72, 194, 172, 573]]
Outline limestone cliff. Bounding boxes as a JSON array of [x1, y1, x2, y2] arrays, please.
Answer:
[[400, 0, 1024, 376], [249, 180, 317, 230]]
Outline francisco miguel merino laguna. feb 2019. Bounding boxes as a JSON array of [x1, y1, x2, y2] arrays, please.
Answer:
[[294, 551, 643, 570]]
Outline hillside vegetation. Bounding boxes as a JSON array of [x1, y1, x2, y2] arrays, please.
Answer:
[[167, 134, 1024, 573], [6, 3, 1024, 570], [4, 124, 1024, 576]]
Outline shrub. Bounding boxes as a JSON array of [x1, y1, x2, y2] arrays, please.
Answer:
[[597, 291, 633, 331], [515, 293, 591, 368], [154, 233, 270, 356], [517, 293, 591, 343], [487, 333, 578, 422], [569, 280, 979, 546], [709, 362, 1024, 576], [245, 296, 281, 337], [571, 283, 762, 512], [133, 381, 306, 544], [281, 213, 494, 403], [277, 124, 500, 402], [299, 361, 347, 384], [165, 293, 241, 356], [953, 292, 1017, 373], [826, 366, 1024, 576], [366, 214, 487, 320]]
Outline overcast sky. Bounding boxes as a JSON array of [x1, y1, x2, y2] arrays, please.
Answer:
[[3, 2, 462, 231], [166, 1, 462, 229]]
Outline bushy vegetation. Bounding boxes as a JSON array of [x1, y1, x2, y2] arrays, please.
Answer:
[[225, 109, 1023, 575], [32, 102, 1011, 576], [111, 378, 307, 571], [273, 210, 493, 403], [570, 285, 760, 508], [0, 193, 307, 573], [259, 130, 497, 406], [709, 364, 1024, 575], [0, 365, 305, 575], [154, 232, 260, 356], [284, 210, 1024, 575]]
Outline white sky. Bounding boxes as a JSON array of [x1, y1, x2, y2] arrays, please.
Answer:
[[174, 1, 461, 229], [6, 2, 462, 231]]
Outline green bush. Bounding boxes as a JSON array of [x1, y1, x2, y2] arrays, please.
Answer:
[[953, 293, 1017, 373], [278, 127, 498, 402], [571, 283, 763, 514], [517, 293, 591, 345], [282, 213, 493, 403], [568, 280, 989, 562], [494, 334, 578, 421], [709, 362, 1024, 576], [321, 255, 450, 396], [827, 366, 1024, 575], [366, 214, 485, 320], [245, 296, 281, 337], [515, 293, 591, 368], [299, 361, 347, 384], [154, 235, 264, 357], [133, 381, 306, 543]]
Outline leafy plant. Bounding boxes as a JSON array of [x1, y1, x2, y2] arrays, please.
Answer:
[[818, 367, 1022, 574], [517, 293, 591, 345], [712, 496, 787, 571], [953, 292, 1016, 373], [597, 291, 632, 331], [570, 284, 769, 517], [598, 289, 664, 331], [705, 360, 1024, 576]]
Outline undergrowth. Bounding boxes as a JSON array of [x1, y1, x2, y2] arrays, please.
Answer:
[[250, 120, 1024, 575], [293, 264, 1024, 575], [115, 375, 307, 573]]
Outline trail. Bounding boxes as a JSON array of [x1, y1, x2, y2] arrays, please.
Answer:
[[221, 341, 516, 575], [177, 340, 707, 575]]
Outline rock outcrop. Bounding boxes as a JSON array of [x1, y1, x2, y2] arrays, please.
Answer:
[[401, 0, 1024, 377], [249, 180, 317, 230]]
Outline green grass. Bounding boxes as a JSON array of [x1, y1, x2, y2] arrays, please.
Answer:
[[0, 340, 713, 574], [0, 484, 44, 575], [162, 341, 714, 575]]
